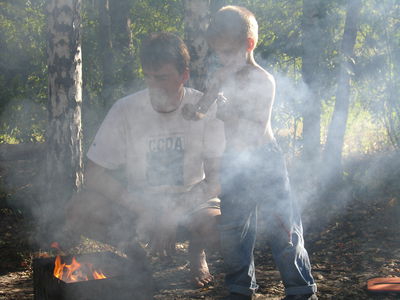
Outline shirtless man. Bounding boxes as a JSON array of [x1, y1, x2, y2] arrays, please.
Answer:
[[183, 6, 317, 300]]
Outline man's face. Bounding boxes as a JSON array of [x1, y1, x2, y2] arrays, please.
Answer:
[[143, 63, 188, 113], [211, 40, 247, 67]]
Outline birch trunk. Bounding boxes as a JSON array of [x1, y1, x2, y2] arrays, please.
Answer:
[[43, 0, 83, 240]]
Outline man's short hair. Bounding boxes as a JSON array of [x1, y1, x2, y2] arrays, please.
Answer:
[[140, 32, 190, 74], [206, 5, 258, 49]]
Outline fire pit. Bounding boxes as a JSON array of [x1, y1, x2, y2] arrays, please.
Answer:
[[33, 251, 153, 300]]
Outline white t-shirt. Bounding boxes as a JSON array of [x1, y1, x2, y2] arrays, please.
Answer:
[[87, 87, 225, 196]]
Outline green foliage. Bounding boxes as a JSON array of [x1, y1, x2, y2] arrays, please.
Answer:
[[353, 0, 400, 150], [80, 0, 185, 149], [0, 0, 399, 156], [0, 0, 47, 143]]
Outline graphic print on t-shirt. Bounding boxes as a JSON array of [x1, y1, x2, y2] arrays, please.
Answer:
[[146, 134, 185, 186]]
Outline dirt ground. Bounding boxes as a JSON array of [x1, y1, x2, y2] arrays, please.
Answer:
[[0, 192, 399, 300]]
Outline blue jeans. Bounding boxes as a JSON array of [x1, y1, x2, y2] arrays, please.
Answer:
[[219, 142, 317, 296]]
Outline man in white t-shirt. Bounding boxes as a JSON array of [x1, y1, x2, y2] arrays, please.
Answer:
[[66, 32, 225, 288]]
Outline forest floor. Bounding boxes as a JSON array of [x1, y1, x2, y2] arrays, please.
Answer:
[[0, 155, 400, 300], [0, 193, 399, 299]]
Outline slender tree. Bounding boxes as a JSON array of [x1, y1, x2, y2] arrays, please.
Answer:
[[43, 0, 83, 241], [109, 0, 136, 93], [382, 3, 400, 150], [323, 0, 362, 177], [301, 0, 326, 164], [98, 0, 115, 110]]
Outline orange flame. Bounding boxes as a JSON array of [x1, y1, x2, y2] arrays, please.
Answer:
[[93, 270, 107, 280], [53, 255, 107, 283], [53, 255, 65, 280]]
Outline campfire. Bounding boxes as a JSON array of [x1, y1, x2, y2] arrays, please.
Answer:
[[33, 243, 154, 300], [53, 254, 107, 282], [50, 241, 107, 283]]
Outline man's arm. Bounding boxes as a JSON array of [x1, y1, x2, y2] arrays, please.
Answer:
[[181, 157, 221, 208], [84, 160, 124, 201], [84, 160, 145, 215], [201, 157, 221, 199]]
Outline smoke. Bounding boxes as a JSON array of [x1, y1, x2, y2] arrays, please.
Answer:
[[1, 6, 399, 298], [251, 57, 365, 231]]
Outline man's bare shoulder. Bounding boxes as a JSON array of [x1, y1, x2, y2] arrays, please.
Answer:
[[234, 64, 275, 94], [248, 65, 275, 86], [234, 64, 274, 83]]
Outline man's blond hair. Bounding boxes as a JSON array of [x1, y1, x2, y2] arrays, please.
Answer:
[[206, 5, 258, 49]]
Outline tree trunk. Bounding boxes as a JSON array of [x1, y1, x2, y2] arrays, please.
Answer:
[[301, 0, 325, 164], [184, 0, 210, 92], [110, 0, 135, 93], [382, 4, 400, 150], [43, 0, 83, 242], [323, 0, 361, 177], [98, 0, 115, 110]]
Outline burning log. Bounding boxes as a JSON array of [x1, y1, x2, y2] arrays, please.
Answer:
[[33, 251, 154, 300]]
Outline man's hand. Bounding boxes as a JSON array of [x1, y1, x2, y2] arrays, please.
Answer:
[[182, 103, 201, 120], [182, 66, 232, 121], [215, 92, 234, 121]]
